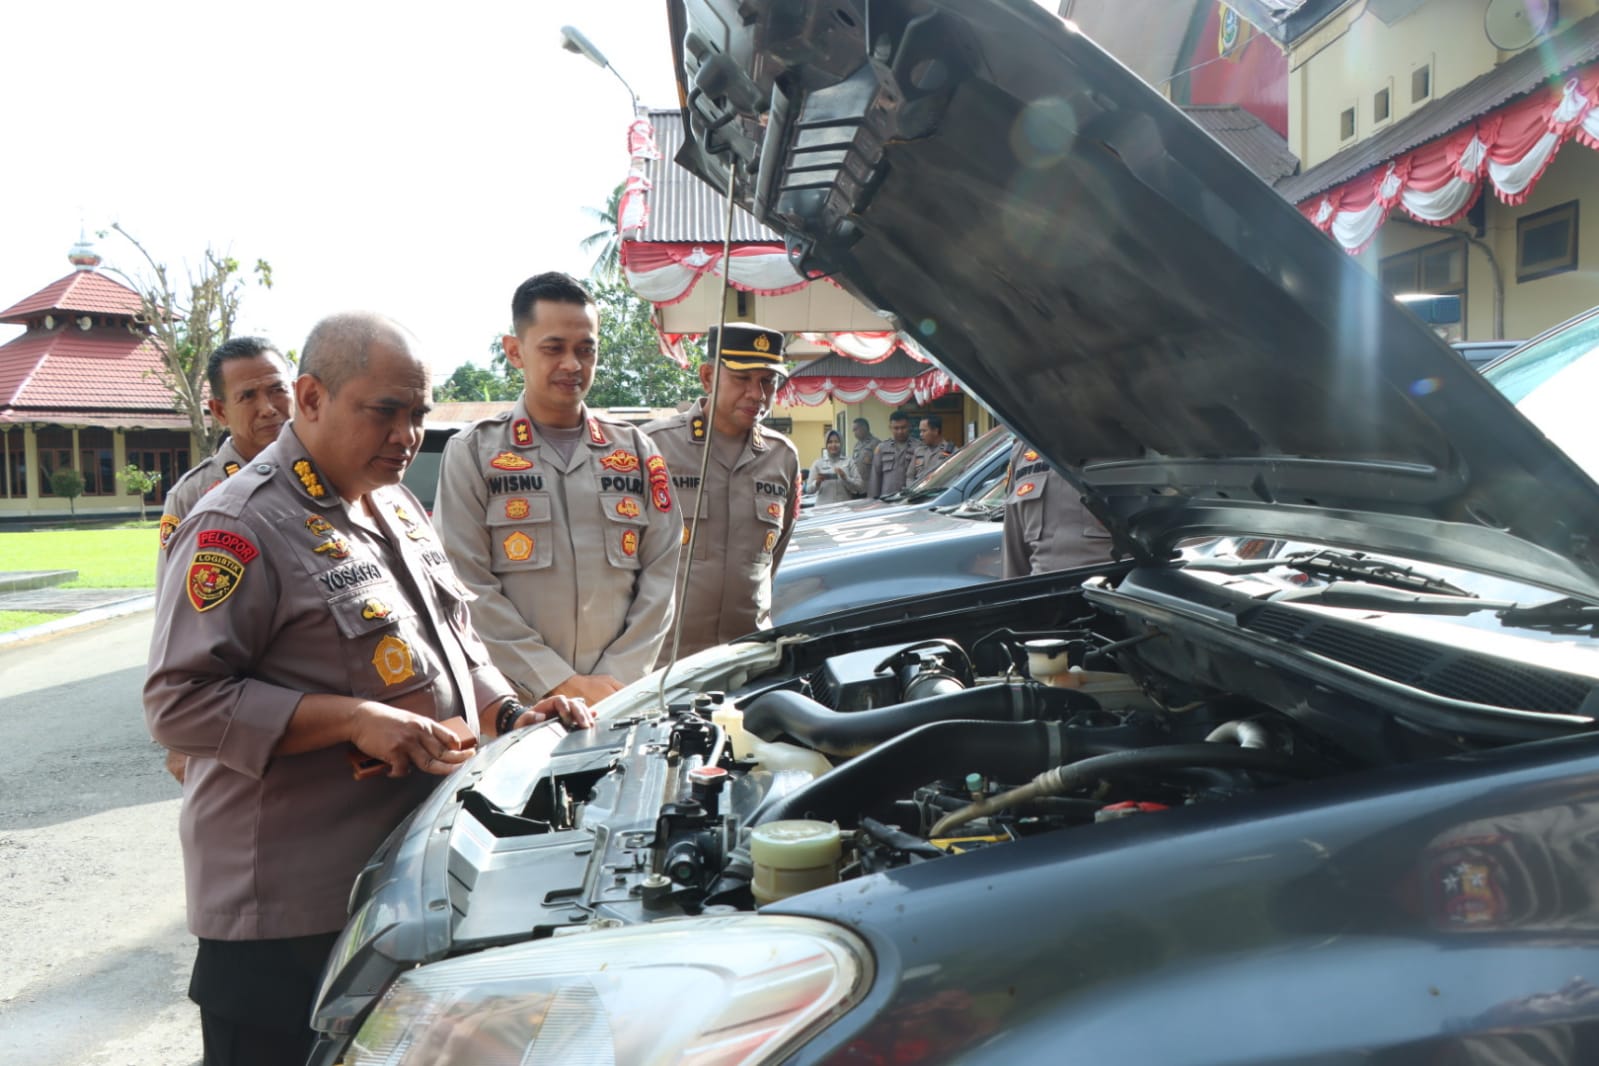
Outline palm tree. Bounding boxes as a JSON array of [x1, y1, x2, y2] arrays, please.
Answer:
[[580, 182, 626, 280]]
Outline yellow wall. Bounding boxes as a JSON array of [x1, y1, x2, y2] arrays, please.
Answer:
[[1290, 0, 1599, 169]]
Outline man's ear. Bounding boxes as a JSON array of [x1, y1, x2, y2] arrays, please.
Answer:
[[206, 396, 227, 425], [294, 375, 326, 422], [503, 335, 525, 371], [698, 361, 715, 393]]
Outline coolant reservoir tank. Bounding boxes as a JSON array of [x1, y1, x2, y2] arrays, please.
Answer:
[[711, 706, 754, 760], [751, 819, 843, 905]]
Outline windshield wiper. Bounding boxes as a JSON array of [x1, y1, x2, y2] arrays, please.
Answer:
[[1268, 582, 1508, 615], [1187, 548, 1475, 597], [1497, 597, 1599, 634]]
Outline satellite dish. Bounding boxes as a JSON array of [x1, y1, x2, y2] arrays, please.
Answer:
[[1484, 0, 1557, 51]]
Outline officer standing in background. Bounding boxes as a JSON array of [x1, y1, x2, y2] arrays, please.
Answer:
[[158, 337, 292, 553], [867, 410, 916, 498], [848, 416, 879, 498], [155, 335, 293, 784], [1002, 439, 1113, 577], [436, 272, 679, 705], [907, 413, 956, 482], [144, 311, 589, 1066], [645, 323, 800, 662]]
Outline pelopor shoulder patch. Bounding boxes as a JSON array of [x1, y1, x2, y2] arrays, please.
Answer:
[[186, 529, 259, 612], [647, 455, 672, 512]]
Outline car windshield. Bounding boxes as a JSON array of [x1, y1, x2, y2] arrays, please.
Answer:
[[899, 424, 1010, 498], [1481, 312, 1599, 482]]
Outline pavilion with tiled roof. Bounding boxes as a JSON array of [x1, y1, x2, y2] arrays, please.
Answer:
[[0, 238, 193, 519]]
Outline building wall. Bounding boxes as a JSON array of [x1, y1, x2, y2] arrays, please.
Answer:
[[1492, 146, 1599, 340], [0, 424, 190, 520]]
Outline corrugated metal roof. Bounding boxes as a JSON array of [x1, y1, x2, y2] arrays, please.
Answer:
[[788, 351, 931, 379], [0, 328, 174, 411], [0, 270, 143, 322], [632, 109, 780, 244], [1182, 106, 1299, 184], [1279, 12, 1599, 203]]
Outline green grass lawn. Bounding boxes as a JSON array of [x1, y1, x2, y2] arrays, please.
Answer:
[[0, 523, 160, 588], [0, 610, 69, 631]]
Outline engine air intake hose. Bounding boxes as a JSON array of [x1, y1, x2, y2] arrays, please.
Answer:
[[743, 684, 1097, 757]]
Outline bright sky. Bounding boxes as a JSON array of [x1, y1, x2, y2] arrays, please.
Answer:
[[0, 0, 683, 378]]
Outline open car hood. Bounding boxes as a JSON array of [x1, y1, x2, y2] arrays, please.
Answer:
[[667, 0, 1599, 604]]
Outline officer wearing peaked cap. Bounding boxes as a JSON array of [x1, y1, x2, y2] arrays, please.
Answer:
[[436, 272, 680, 705], [645, 322, 801, 663]]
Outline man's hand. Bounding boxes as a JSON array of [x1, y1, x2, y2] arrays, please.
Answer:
[[507, 694, 596, 733], [348, 701, 478, 778], [163, 748, 188, 785], [548, 674, 623, 704]]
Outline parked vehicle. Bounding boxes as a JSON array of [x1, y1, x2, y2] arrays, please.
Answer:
[[1453, 338, 1524, 369], [309, 5, 1599, 1064], [798, 422, 1013, 524]]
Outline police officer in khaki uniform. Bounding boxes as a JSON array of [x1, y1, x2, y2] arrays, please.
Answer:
[[848, 417, 879, 497], [145, 311, 588, 1066], [156, 336, 293, 784], [436, 272, 679, 705], [867, 409, 916, 498], [645, 323, 800, 662], [907, 413, 956, 483], [1001, 439, 1114, 578], [158, 337, 293, 553]]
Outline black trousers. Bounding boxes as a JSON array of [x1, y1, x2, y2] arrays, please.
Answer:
[[190, 932, 340, 1066]]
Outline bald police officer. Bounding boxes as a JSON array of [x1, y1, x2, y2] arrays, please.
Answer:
[[868, 410, 916, 498], [645, 323, 801, 662], [158, 336, 292, 553], [436, 272, 680, 705], [1001, 439, 1114, 578], [145, 311, 588, 1066], [156, 336, 293, 784]]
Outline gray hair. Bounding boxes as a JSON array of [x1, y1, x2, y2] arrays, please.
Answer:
[[299, 312, 413, 395]]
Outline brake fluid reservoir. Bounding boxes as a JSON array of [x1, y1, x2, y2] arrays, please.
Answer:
[[751, 820, 842, 905]]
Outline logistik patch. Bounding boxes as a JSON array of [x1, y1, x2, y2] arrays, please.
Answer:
[[186, 529, 260, 612]]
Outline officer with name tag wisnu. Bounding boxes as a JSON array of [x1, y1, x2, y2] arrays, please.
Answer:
[[645, 322, 800, 662]]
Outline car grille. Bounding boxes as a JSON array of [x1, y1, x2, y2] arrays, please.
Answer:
[[1242, 604, 1594, 715]]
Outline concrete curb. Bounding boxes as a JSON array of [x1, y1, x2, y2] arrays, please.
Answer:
[[0, 594, 156, 648]]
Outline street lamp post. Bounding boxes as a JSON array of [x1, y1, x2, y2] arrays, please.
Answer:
[[560, 25, 641, 113]]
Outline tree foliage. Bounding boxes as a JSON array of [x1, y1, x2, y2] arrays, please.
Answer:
[[108, 223, 274, 453], [116, 464, 162, 522], [49, 468, 85, 517], [435, 279, 703, 409], [580, 182, 625, 281]]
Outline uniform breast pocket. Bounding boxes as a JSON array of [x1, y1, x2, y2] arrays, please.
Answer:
[[426, 567, 476, 638], [325, 582, 424, 695], [599, 492, 648, 570], [486, 493, 554, 572], [753, 491, 786, 560]]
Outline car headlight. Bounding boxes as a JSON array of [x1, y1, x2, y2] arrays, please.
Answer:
[[345, 914, 871, 1065]]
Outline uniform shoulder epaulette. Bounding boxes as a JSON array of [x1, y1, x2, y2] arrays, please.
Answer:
[[189, 460, 276, 521]]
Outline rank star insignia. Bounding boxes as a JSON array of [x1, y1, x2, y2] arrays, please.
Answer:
[[372, 635, 415, 686], [599, 449, 640, 473], [293, 459, 326, 498], [621, 529, 639, 556], [587, 417, 608, 445], [305, 514, 335, 537], [361, 597, 391, 620], [615, 497, 641, 518], [505, 497, 531, 520], [490, 451, 534, 471], [690, 416, 706, 442], [1023, 449, 1039, 462], [646, 455, 672, 512], [314, 535, 352, 560], [1016, 481, 1037, 497], [503, 531, 534, 562], [763, 529, 778, 553], [513, 418, 533, 447], [766, 501, 783, 520], [158, 514, 179, 549]]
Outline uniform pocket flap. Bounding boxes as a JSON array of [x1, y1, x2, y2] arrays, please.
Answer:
[[327, 582, 416, 639], [599, 492, 649, 526], [486, 493, 552, 527]]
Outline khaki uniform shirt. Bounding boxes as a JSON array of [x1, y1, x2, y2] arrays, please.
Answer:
[[644, 398, 800, 661], [1001, 441, 1114, 578], [435, 401, 680, 699], [144, 424, 510, 941], [158, 436, 247, 553], [849, 435, 879, 497], [908, 439, 956, 483], [867, 438, 916, 498], [809, 452, 861, 505]]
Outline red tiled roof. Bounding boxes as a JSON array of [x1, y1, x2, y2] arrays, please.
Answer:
[[0, 327, 178, 413], [0, 270, 144, 323]]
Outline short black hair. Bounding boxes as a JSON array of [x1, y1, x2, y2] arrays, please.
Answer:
[[921, 413, 943, 431], [206, 336, 280, 399], [852, 417, 871, 430], [888, 410, 910, 424], [511, 272, 595, 337]]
